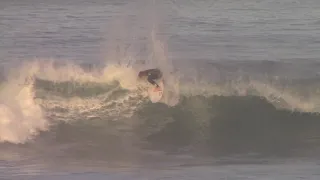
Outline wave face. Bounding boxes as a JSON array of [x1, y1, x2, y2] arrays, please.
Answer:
[[1, 59, 320, 161]]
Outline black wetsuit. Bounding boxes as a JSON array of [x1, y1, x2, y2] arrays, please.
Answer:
[[139, 68, 163, 87]]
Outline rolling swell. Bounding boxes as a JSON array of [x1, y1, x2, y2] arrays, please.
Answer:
[[136, 95, 320, 157]]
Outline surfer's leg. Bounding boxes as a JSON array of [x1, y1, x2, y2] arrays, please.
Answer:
[[147, 75, 159, 87]]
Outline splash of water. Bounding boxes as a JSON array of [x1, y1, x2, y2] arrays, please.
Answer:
[[0, 77, 48, 144]]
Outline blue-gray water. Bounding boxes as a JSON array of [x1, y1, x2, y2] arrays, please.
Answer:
[[1, 0, 320, 179]]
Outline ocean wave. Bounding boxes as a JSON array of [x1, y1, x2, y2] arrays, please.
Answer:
[[23, 94, 320, 161], [0, 59, 178, 144], [1, 58, 320, 158]]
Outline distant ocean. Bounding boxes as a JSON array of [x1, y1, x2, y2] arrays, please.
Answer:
[[1, 0, 320, 179]]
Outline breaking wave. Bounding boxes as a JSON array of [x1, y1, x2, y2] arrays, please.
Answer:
[[0, 58, 320, 161]]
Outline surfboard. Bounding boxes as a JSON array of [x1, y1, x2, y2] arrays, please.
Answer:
[[148, 80, 164, 103]]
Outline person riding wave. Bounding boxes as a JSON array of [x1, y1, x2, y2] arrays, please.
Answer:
[[138, 68, 163, 88]]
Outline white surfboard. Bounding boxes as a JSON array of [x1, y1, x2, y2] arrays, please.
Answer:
[[148, 80, 164, 103]]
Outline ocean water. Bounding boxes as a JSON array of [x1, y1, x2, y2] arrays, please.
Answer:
[[1, 0, 320, 179]]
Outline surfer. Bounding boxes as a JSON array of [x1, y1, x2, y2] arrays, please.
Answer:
[[138, 68, 163, 88]]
